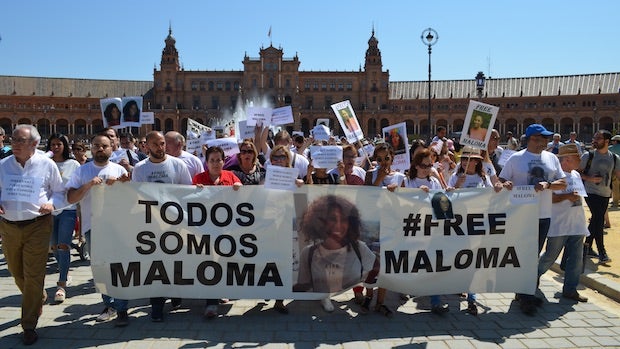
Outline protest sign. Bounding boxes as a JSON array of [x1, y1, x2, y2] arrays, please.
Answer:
[[460, 100, 500, 149]]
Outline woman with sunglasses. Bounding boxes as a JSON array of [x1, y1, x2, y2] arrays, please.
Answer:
[[228, 139, 266, 185], [360, 143, 404, 317], [405, 148, 443, 191], [46, 134, 81, 303], [71, 141, 89, 165]]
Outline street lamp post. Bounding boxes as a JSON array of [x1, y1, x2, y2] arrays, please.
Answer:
[[476, 71, 486, 100], [421, 28, 438, 141]]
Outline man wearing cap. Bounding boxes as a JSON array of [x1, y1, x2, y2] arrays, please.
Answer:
[[537, 144, 588, 303], [579, 130, 620, 264], [499, 123, 566, 315]]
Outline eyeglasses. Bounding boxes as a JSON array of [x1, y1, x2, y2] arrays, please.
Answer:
[[240, 149, 254, 154], [271, 155, 288, 161], [375, 156, 391, 162], [417, 163, 433, 169], [11, 138, 32, 145], [91, 144, 110, 149]]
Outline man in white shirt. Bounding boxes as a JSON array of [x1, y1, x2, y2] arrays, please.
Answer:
[[132, 131, 192, 322], [0, 124, 64, 345], [499, 123, 566, 315], [66, 134, 129, 327], [164, 131, 204, 179]]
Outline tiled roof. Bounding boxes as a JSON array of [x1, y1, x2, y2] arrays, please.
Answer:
[[0, 76, 153, 98], [389, 72, 620, 100]]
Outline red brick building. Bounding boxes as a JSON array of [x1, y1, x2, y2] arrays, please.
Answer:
[[0, 27, 618, 143]]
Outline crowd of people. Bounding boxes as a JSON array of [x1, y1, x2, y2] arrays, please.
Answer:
[[0, 122, 618, 345]]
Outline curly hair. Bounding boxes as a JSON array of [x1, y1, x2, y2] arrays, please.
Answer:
[[299, 195, 362, 246]]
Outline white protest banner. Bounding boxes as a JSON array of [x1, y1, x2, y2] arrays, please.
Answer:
[[91, 183, 296, 300], [310, 145, 342, 170], [121, 96, 142, 127], [510, 185, 540, 205], [309, 145, 343, 169], [187, 118, 212, 137], [100, 98, 122, 129], [185, 138, 202, 159], [459, 100, 500, 149], [382, 123, 410, 172], [311, 124, 331, 141], [565, 172, 587, 197], [91, 184, 539, 300], [271, 106, 294, 126], [0, 175, 43, 203], [140, 112, 154, 125], [264, 165, 299, 191], [378, 188, 539, 296], [236, 120, 256, 142], [498, 149, 516, 166], [205, 137, 240, 158], [246, 107, 272, 127], [331, 100, 363, 143]]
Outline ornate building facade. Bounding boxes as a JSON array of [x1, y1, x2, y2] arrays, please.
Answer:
[[0, 27, 618, 143]]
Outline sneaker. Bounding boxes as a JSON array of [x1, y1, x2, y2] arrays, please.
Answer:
[[170, 298, 182, 310], [115, 311, 129, 327], [54, 287, 66, 303], [321, 298, 334, 312], [431, 303, 449, 315], [562, 291, 588, 302], [204, 304, 218, 319], [585, 247, 599, 258], [273, 300, 289, 314], [359, 296, 372, 314], [96, 307, 117, 322], [466, 301, 478, 316], [599, 253, 612, 264]]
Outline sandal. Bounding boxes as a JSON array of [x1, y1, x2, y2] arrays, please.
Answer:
[[54, 287, 66, 303], [466, 301, 478, 316], [375, 303, 393, 318]]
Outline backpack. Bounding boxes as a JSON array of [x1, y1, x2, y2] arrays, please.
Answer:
[[582, 150, 619, 189]]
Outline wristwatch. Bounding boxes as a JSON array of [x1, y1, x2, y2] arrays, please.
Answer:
[[339, 175, 346, 182]]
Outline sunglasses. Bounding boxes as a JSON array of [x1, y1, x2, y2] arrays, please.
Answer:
[[375, 156, 391, 162], [417, 163, 433, 169], [239, 149, 254, 154], [139, 141, 146, 144], [271, 155, 287, 161]]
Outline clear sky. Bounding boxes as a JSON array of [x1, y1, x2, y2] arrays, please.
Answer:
[[1, 0, 618, 82]]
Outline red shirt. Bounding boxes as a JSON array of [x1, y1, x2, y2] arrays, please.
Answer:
[[192, 170, 240, 186]]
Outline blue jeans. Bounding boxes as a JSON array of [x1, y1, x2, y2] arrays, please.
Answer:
[[51, 210, 77, 283], [102, 294, 128, 312], [538, 235, 584, 294]]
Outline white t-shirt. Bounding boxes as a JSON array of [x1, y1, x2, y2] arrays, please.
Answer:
[[548, 170, 589, 237], [447, 172, 493, 189], [404, 176, 443, 189], [65, 162, 127, 232], [132, 156, 192, 185], [296, 241, 376, 293], [499, 149, 565, 218], [54, 158, 81, 212], [177, 150, 205, 179], [369, 167, 405, 188]]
